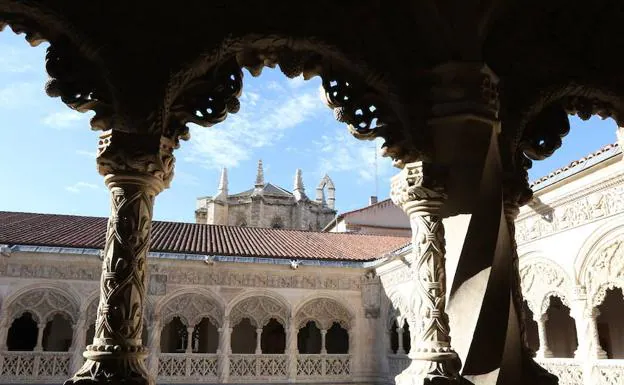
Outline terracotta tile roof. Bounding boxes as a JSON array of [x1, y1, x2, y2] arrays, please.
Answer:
[[530, 142, 621, 190], [0, 211, 409, 261]]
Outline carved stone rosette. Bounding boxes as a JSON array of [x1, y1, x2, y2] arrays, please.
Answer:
[[65, 131, 174, 385], [390, 161, 460, 384]]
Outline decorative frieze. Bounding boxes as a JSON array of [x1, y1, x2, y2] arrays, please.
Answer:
[[516, 181, 624, 244]]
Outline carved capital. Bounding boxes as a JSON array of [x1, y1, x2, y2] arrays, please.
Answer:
[[429, 62, 499, 125], [96, 131, 175, 190], [390, 161, 447, 213]]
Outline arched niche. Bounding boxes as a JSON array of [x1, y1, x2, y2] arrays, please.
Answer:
[[544, 295, 578, 358], [229, 294, 289, 330], [161, 316, 188, 353], [7, 312, 38, 351], [575, 224, 624, 308], [294, 297, 352, 331], [193, 317, 219, 354], [158, 292, 224, 329], [260, 318, 286, 354], [231, 318, 256, 354], [326, 322, 349, 354], [298, 321, 321, 354], [519, 256, 572, 317], [42, 313, 73, 351], [6, 287, 79, 327], [596, 287, 624, 358]]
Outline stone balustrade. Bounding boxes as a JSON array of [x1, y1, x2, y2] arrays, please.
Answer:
[[534, 358, 624, 385], [0, 351, 72, 383]]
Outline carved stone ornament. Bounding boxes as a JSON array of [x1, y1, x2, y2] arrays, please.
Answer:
[[229, 296, 288, 328], [8, 288, 78, 324], [160, 293, 223, 328], [390, 162, 447, 209], [361, 271, 381, 319], [584, 236, 624, 307], [295, 298, 352, 330], [519, 259, 570, 316], [86, 298, 99, 325]]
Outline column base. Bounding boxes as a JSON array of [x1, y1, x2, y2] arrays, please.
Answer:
[[396, 354, 462, 385], [64, 348, 151, 385]]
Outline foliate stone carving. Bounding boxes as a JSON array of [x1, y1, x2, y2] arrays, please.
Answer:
[[361, 271, 381, 319], [390, 161, 459, 384], [9, 289, 78, 323], [2, 262, 100, 280], [520, 104, 570, 161], [44, 39, 113, 131], [519, 260, 569, 316], [516, 182, 624, 244], [230, 296, 288, 328], [96, 131, 176, 189], [295, 298, 352, 330], [161, 294, 223, 327], [584, 236, 624, 307], [167, 57, 242, 142]]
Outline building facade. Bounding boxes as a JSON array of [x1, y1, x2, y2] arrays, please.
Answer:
[[1, 145, 624, 385], [195, 161, 337, 231]]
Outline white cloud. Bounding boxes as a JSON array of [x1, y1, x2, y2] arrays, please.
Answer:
[[172, 170, 200, 186], [42, 110, 85, 129], [287, 76, 306, 89], [0, 43, 38, 73], [314, 127, 395, 184], [75, 149, 97, 158], [0, 82, 40, 109], [185, 85, 325, 170], [65, 182, 100, 194]]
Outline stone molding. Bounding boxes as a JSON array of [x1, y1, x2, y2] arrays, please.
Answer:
[[519, 257, 572, 316], [516, 173, 624, 244]]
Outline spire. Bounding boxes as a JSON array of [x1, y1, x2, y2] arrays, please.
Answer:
[[293, 168, 306, 201], [215, 167, 228, 201], [254, 159, 265, 191]]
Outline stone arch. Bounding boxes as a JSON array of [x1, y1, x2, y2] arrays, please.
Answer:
[[161, 34, 413, 163], [228, 291, 290, 328], [540, 292, 572, 317], [294, 296, 353, 331], [316, 175, 336, 209], [575, 220, 624, 307], [5, 284, 80, 324], [0, 3, 115, 132], [519, 255, 572, 316], [156, 288, 225, 327]]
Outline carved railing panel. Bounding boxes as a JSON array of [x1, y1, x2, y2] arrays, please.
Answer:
[[156, 353, 218, 382], [535, 358, 583, 385], [594, 359, 624, 385], [229, 354, 287, 379], [0, 351, 71, 382], [296, 354, 350, 378]]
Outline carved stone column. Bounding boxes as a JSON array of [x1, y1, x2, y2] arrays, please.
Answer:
[[396, 325, 405, 355], [146, 318, 161, 378], [320, 329, 328, 354], [0, 313, 10, 351], [287, 324, 298, 381], [390, 161, 460, 385], [534, 314, 553, 359], [65, 131, 175, 385], [255, 328, 263, 354], [217, 321, 231, 383], [35, 322, 46, 351], [185, 327, 194, 353], [71, 317, 88, 373], [571, 287, 607, 360]]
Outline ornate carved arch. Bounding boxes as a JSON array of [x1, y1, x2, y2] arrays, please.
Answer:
[[158, 292, 224, 328], [575, 222, 624, 307], [294, 297, 353, 330], [540, 292, 572, 317], [160, 35, 417, 164], [229, 294, 289, 328], [6, 287, 79, 324], [519, 256, 572, 316], [0, 1, 115, 131]]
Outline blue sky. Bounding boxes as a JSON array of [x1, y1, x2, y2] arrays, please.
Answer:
[[0, 31, 619, 223]]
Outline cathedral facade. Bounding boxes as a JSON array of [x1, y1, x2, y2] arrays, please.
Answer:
[[195, 161, 337, 231]]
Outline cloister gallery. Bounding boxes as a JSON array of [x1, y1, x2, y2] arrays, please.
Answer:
[[2, 1, 624, 385]]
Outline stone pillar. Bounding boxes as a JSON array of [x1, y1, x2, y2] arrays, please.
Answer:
[[390, 161, 460, 385], [320, 329, 328, 354], [35, 322, 46, 351], [534, 314, 553, 359], [255, 328, 263, 354], [185, 327, 194, 353], [217, 320, 231, 383], [65, 131, 175, 385], [146, 318, 162, 379], [70, 317, 87, 373], [0, 313, 10, 351], [287, 324, 298, 381], [396, 325, 405, 355], [571, 289, 607, 360]]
